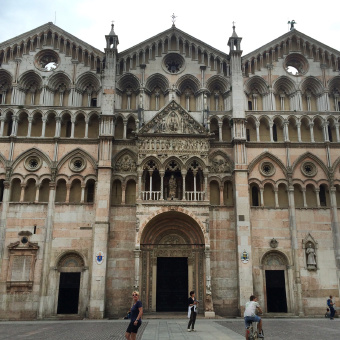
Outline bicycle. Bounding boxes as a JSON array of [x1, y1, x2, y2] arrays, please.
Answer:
[[246, 321, 264, 340]]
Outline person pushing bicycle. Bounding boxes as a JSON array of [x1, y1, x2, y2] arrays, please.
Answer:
[[244, 295, 264, 339]]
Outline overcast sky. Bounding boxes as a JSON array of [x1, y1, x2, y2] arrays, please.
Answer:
[[1, 0, 339, 55]]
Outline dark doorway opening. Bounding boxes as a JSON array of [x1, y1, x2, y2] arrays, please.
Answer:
[[265, 270, 287, 313], [156, 257, 188, 311], [57, 272, 81, 314]]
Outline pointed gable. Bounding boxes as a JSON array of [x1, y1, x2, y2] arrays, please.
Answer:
[[118, 26, 228, 61], [139, 100, 206, 135], [0, 22, 104, 59]]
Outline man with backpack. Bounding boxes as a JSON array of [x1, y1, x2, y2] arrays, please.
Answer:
[[327, 295, 336, 320]]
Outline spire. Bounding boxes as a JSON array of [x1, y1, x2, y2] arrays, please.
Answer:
[[228, 22, 242, 54], [231, 22, 238, 38], [109, 21, 115, 35], [105, 21, 119, 50]]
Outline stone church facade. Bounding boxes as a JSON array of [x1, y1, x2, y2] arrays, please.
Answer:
[[0, 21, 339, 319]]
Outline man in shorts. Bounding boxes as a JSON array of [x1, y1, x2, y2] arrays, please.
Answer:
[[244, 295, 264, 339]]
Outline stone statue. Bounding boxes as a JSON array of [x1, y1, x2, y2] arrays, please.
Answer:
[[288, 20, 296, 30], [306, 243, 317, 270], [168, 112, 178, 132], [168, 174, 177, 199]]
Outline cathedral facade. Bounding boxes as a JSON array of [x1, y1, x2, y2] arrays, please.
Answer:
[[0, 21, 339, 319]]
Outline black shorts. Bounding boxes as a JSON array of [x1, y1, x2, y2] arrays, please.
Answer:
[[126, 320, 141, 334]]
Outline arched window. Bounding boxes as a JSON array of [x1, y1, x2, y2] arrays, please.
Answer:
[[251, 185, 259, 206], [263, 183, 275, 207], [10, 178, 21, 202], [278, 183, 288, 208], [293, 184, 304, 208], [85, 179, 95, 203], [0, 179, 5, 202], [272, 123, 278, 142], [39, 179, 50, 202], [306, 184, 317, 208], [223, 181, 233, 206], [55, 179, 67, 203], [24, 179, 36, 202], [115, 117, 124, 139], [69, 179, 81, 203], [111, 179, 122, 205], [319, 184, 329, 207], [125, 179, 136, 204], [209, 181, 220, 205]]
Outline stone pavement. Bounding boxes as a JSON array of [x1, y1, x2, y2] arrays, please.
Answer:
[[0, 318, 339, 340]]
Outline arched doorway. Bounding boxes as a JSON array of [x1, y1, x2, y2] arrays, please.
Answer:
[[56, 252, 85, 315], [261, 251, 291, 313], [140, 211, 205, 312]]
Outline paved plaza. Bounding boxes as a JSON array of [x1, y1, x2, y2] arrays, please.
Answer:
[[0, 318, 339, 340]]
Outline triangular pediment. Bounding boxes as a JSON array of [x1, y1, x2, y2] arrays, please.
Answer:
[[243, 29, 340, 61], [139, 100, 207, 135], [0, 22, 103, 57], [119, 26, 228, 60]]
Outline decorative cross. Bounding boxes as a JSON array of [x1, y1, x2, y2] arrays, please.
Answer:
[[232, 21, 236, 26], [171, 13, 177, 26]]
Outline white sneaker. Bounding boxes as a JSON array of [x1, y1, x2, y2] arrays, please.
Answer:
[[187, 329, 191, 332]]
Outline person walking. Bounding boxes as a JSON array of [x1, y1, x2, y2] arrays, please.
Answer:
[[125, 291, 143, 340], [327, 295, 336, 320], [187, 290, 199, 332]]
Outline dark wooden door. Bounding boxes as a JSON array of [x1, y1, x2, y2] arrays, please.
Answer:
[[57, 272, 81, 314], [156, 257, 188, 311], [265, 270, 288, 313]]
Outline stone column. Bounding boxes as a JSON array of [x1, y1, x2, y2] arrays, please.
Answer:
[[297, 122, 302, 142], [284, 121, 290, 142], [219, 185, 224, 206], [71, 118, 75, 138], [160, 171, 164, 200], [85, 118, 89, 138], [330, 187, 340, 268], [123, 119, 127, 139], [335, 123, 340, 142], [0, 181, 10, 274], [302, 188, 307, 208], [288, 186, 304, 316], [134, 250, 141, 289], [81, 184, 85, 203], [309, 123, 315, 142], [0, 118, 4, 137], [41, 118, 47, 137], [34, 184, 40, 203], [138, 170, 142, 200], [38, 182, 56, 318], [255, 121, 260, 141], [315, 188, 320, 207], [274, 189, 279, 208], [269, 123, 274, 142], [20, 183, 26, 202], [204, 249, 215, 317], [121, 184, 126, 205], [182, 171, 186, 200], [65, 183, 71, 203], [27, 117, 32, 137], [260, 188, 264, 207], [218, 122, 223, 142]]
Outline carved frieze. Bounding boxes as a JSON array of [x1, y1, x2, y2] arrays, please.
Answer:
[[138, 137, 209, 162]]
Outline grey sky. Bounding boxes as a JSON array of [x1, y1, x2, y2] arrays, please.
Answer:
[[1, 0, 339, 54]]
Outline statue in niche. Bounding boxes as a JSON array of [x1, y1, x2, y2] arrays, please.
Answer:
[[306, 242, 317, 270], [168, 174, 177, 200]]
